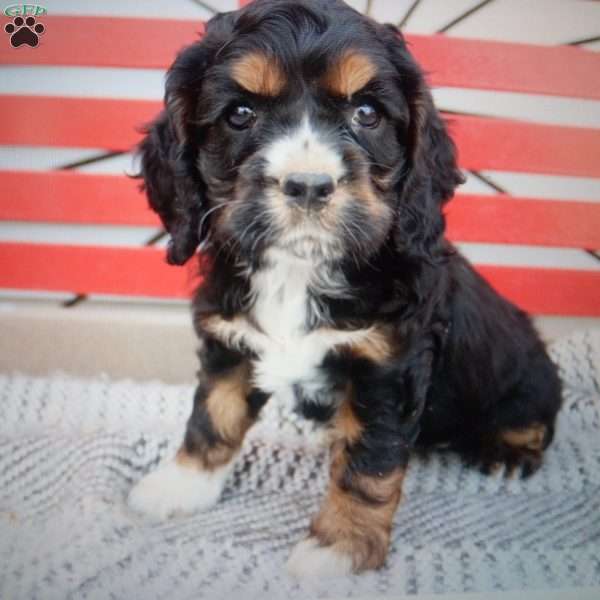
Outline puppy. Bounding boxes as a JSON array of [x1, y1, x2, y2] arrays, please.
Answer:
[[128, 0, 562, 576]]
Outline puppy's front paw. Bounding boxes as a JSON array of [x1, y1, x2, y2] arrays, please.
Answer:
[[286, 537, 353, 578], [127, 460, 229, 520]]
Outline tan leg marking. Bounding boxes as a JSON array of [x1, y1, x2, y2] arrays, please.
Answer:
[[500, 423, 547, 451], [128, 363, 255, 520], [310, 440, 405, 572], [177, 362, 253, 471], [332, 394, 363, 445], [306, 397, 404, 573]]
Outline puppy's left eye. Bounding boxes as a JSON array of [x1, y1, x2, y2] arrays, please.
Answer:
[[226, 105, 257, 130], [352, 103, 380, 129]]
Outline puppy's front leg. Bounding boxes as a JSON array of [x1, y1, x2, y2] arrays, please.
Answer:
[[287, 399, 408, 577], [287, 345, 431, 577], [289, 395, 418, 578], [128, 340, 266, 519]]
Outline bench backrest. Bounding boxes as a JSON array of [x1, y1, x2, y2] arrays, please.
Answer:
[[1, 4, 599, 315]]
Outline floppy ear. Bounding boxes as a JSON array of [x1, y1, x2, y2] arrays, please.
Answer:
[[137, 14, 234, 265], [138, 109, 204, 265], [381, 25, 464, 262]]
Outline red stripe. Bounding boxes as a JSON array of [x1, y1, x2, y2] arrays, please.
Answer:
[[1, 96, 599, 178], [0, 96, 159, 150], [0, 16, 202, 70], [0, 243, 598, 315], [0, 171, 159, 226], [449, 115, 600, 178], [477, 265, 600, 317], [2, 171, 599, 250], [446, 194, 600, 249], [0, 243, 198, 298], [0, 17, 598, 100], [409, 35, 600, 101]]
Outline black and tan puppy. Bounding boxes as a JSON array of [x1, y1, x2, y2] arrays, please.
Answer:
[[128, 0, 562, 576]]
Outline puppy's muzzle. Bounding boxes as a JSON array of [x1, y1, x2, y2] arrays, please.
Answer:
[[283, 172, 335, 212]]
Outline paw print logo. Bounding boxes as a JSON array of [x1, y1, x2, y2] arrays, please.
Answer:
[[4, 16, 45, 48]]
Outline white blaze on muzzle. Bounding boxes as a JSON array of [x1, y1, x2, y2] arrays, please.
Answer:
[[263, 116, 346, 185]]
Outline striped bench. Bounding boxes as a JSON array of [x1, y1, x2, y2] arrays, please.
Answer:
[[1, 5, 599, 318]]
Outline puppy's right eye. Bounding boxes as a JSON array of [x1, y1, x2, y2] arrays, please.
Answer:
[[226, 105, 257, 130]]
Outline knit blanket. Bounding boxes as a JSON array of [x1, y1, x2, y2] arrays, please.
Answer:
[[1, 330, 599, 599]]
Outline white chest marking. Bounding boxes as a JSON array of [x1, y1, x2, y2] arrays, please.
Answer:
[[251, 249, 313, 342], [250, 249, 326, 396], [249, 249, 373, 399], [202, 249, 373, 400]]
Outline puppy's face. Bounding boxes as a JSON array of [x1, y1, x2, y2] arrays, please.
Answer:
[[141, 0, 462, 267], [199, 40, 406, 263]]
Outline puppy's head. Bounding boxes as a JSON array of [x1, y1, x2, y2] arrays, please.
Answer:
[[139, 0, 463, 267]]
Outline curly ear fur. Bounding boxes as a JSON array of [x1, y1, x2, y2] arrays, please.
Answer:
[[138, 111, 204, 265], [137, 14, 235, 265], [381, 25, 464, 262]]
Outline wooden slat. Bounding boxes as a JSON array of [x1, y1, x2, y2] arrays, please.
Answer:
[[446, 194, 600, 249], [0, 96, 158, 150], [0, 243, 197, 298], [1, 96, 600, 178], [448, 115, 600, 178], [2, 171, 599, 251], [1, 17, 599, 100], [0, 171, 158, 226], [409, 35, 600, 101], [477, 265, 600, 317], [0, 243, 598, 315], [0, 16, 202, 70]]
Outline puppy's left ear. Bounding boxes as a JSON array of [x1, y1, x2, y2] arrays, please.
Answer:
[[381, 25, 465, 262]]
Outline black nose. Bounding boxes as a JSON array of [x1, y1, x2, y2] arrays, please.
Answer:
[[282, 173, 335, 211]]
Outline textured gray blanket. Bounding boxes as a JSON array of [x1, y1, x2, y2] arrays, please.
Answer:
[[1, 331, 599, 599]]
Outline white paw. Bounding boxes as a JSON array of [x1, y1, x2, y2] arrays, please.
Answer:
[[127, 459, 230, 520], [286, 537, 353, 578]]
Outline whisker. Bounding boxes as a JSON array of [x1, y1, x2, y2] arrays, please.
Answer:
[[198, 199, 242, 234]]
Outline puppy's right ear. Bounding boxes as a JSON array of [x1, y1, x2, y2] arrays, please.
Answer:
[[138, 110, 204, 265], [137, 13, 236, 265]]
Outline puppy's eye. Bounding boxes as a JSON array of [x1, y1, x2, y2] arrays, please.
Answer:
[[352, 104, 380, 129], [226, 105, 257, 130]]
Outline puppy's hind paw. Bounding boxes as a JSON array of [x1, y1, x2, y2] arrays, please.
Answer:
[[468, 443, 544, 479]]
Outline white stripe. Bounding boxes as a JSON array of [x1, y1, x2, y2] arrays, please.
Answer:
[[0, 222, 159, 247], [0, 291, 188, 306], [43, 0, 223, 20], [398, 0, 493, 34], [458, 243, 600, 271], [0, 147, 137, 174], [75, 153, 138, 175], [0, 146, 108, 171], [0, 290, 73, 302], [0, 66, 165, 100], [460, 171, 499, 195], [478, 172, 600, 203], [443, 0, 600, 47], [434, 88, 600, 129]]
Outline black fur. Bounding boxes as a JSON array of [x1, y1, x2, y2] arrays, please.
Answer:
[[138, 0, 562, 490]]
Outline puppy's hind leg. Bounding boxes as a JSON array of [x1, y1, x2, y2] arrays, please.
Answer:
[[464, 352, 562, 479], [128, 346, 268, 519]]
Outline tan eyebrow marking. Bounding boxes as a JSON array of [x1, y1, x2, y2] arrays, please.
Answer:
[[323, 51, 377, 98], [231, 51, 286, 97]]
